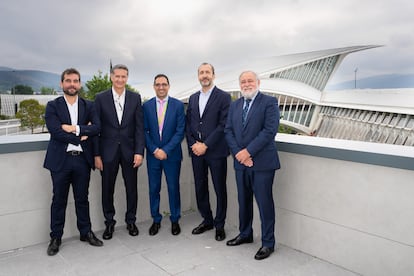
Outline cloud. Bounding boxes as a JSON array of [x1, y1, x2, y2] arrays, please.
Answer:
[[1, 0, 413, 94]]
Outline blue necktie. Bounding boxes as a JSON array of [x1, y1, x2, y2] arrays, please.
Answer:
[[242, 99, 251, 126]]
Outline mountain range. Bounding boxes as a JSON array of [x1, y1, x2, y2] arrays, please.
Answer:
[[0, 67, 413, 92]]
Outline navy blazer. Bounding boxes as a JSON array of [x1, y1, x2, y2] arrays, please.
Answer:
[[186, 86, 231, 159], [43, 96, 100, 172], [143, 96, 185, 161], [224, 92, 281, 171], [94, 89, 145, 163]]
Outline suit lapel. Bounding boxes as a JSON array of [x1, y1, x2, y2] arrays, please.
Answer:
[[57, 97, 71, 124], [105, 90, 121, 126], [152, 98, 160, 137], [193, 92, 201, 118], [78, 98, 85, 124], [201, 88, 217, 118]]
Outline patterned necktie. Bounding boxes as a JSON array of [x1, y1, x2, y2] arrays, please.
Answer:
[[242, 99, 251, 126], [158, 99, 166, 137]]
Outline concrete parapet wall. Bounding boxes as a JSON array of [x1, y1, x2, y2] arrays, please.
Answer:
[[1, 134, 413, 276]]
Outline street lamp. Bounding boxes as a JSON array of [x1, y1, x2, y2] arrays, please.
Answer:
[[354, 68, 358, 89], [12, 70, 17, 115]]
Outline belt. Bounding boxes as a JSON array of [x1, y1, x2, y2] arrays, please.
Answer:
[[67, 150, 82, 156]]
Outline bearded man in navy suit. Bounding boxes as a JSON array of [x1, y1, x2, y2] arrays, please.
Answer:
[[44, 68, 103, 256], [224, 71, 280, 260], [94, 64, 145, 240], [186, 63, 231, 241], [143, 74, 185, 236]]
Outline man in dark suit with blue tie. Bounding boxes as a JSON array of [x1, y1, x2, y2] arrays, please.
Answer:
[[94, 64, 145, 240], [143, 74, 185, 236], [224, 71, 280, 260], [186, 63, 231, 241], [44, 68, 103, 256]]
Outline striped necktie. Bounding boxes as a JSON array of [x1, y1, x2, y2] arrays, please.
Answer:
[[242, 99, 251, 125]]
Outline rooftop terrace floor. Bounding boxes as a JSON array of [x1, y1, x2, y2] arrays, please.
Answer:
[[0, 212, 359, 276]]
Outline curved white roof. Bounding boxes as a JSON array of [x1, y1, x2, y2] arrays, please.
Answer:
[[166, 45, 381, 100], [137, 45, 413, 116]]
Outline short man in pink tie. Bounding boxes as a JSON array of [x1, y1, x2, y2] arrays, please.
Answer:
[[143, 74, 185, 236]]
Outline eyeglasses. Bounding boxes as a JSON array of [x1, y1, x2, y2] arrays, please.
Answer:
[[154, 83, 169, 88]]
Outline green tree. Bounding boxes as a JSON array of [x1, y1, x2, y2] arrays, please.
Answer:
[[40, 87, 55, 95], [278, 124, 297, 134], [82, 71, 111, 100], [83, 70, 138, 100], [15, 99, 45, 134], [14, 85, 34, 95]]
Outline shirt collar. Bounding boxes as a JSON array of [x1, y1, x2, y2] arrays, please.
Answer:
[[156, 95, 169, 103], [63, 94, 78, 106], [199, 85, 214, 96], [112, 88, 125, 99]]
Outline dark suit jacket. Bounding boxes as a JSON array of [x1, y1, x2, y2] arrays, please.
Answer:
[[186, 86, 231, 159], [143, 96, 185, 161], [94, 89, 145, 163], [224, 92, 281, 171], [43, 96, 100, 172]]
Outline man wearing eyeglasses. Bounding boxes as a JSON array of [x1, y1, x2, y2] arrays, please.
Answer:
[[143, 74, 185, 236], [94, 64, 145, 240]]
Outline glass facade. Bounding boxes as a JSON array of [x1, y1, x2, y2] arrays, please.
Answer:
[[270, 55, 339, 91], [317, 106, 414, 146]]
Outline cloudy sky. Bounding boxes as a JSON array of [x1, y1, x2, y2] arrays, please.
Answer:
[[1, 0, 413, 97]]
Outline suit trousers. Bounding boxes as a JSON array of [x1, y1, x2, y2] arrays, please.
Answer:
[[235, 168, 276, 248], [50, 154, 91, 238], [191, 156, 227, 229], [101, 146, 138, 225], [147, 158, 181, 223]]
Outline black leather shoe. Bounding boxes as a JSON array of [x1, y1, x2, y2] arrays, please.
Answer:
[[254, 246, 274, 260], [215, 228, 226, 241], [47, 238, 61, 256], [171, 222, 181, 235], [226, 235, 253, 246], [80, 231, 103, 246], [149, 222, 161, 236], [191, 223, 213, 235], [127, 223, 139, 236], [103, 224, 115, 240]]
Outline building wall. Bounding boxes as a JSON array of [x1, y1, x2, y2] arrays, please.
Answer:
[[0, 141, 194, 254], [1, 136, 413, 276]]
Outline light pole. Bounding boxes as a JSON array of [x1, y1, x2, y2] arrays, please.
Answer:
[[12, 70, 17, 115], [354, 68, 358, 89]]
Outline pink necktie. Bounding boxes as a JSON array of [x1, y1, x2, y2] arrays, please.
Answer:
[[158, 99, 165, 137]]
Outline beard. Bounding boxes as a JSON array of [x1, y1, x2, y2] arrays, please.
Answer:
[[241, 89, 258, 100], [200, 78, 212, 87], [63, 87, 79, 96]]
